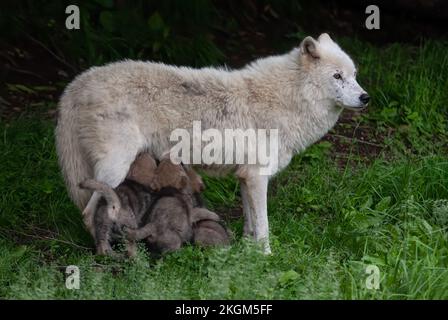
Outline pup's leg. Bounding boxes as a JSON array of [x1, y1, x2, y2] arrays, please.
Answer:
[[124, 224, 155, 241], [239, 180, 253, 237], [96, 239, 114, 256], [94, 211, 114, 256], [241, 172, 271, 254], [125, 240, 138, 258]]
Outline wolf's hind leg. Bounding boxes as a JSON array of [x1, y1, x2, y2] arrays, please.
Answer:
[[82, 141, 142, 235], [80, 121, 145, 238]]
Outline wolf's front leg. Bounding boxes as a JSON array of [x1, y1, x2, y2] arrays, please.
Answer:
[[242, 172, 271, 254], [239, 180, 253, 237]]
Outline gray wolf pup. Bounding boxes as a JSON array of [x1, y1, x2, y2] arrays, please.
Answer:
[[78, 153, 189, 256], [125, 192, 231, 254], [56, 33, 368, 253]]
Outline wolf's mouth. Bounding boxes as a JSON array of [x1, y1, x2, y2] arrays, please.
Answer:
[[344, 104, 368, 111]]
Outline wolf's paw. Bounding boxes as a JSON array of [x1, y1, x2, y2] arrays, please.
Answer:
[[263, 246, 272, 255]]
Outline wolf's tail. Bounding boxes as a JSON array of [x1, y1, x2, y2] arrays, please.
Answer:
[[55, 89, 93, 210], [78, 179, 121, 213]]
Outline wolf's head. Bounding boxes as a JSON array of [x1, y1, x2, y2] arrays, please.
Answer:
[[299, 33, 369, 110]]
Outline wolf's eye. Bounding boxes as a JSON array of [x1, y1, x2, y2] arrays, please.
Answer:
[[333, 73, 342, 80]]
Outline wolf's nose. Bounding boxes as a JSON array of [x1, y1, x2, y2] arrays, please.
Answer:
[[359, 93, 370, 105]]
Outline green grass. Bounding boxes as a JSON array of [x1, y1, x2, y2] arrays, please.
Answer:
[[0, 40, 447, 299]]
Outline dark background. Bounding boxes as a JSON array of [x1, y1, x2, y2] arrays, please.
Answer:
[[0, 0, 447, 119]]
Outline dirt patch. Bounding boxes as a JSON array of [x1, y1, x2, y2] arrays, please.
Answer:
[[218, 204, 244, 221], [322, 110, 391, 167]]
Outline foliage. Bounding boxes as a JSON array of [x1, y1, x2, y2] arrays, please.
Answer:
[[0, 2, 447, 299], [0, 0, 226, 67]]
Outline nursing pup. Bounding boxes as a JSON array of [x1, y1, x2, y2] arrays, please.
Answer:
[[125, 192, 231, 254], [79, 178, 148, 257]]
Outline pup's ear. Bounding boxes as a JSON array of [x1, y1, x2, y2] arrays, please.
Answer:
[[318, 33, 332, 43], [300, 36, 319, 59]]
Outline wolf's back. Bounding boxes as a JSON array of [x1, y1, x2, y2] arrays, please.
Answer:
[[55, 88, 93, 210]]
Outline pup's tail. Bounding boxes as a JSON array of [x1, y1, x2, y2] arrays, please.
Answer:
[[190, 207, 220, 224], [79, 179, 121, 217]]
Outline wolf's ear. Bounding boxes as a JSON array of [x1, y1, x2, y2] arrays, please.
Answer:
[[300, 36, 319, 59], [318, 33, 332, 43]]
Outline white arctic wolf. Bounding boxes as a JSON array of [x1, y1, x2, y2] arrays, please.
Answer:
[[56, 33, 369, 253]]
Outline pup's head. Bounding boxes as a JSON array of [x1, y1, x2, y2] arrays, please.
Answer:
[[126, 152, 158, 188], [299, 33, 369, 110], [127, 154, 192, 192], [152, 158, 189, 191]]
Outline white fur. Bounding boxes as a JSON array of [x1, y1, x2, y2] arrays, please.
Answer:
[[55, 33, 367, 253]]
